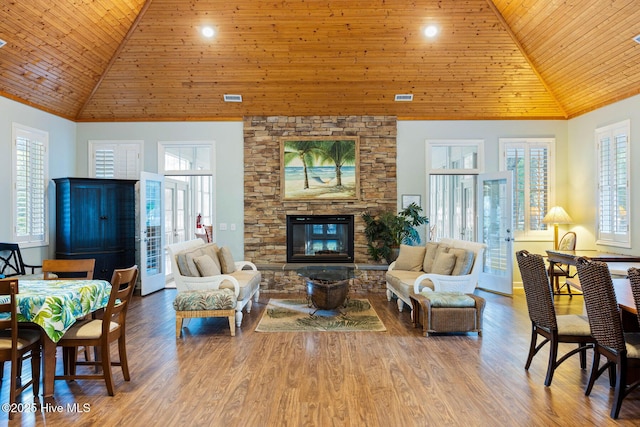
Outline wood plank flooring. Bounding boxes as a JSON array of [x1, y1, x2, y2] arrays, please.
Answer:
[[2, 288, 640, 426]]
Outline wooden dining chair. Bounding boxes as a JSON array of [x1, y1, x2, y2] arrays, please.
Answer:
[[42, 258, 95, 280], [515, 250, 594, 386], [0, 278, 42, 420], [576, 258, 640, 419], [55, 265, 138, 396]]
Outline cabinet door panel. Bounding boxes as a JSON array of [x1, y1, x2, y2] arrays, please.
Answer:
[[69, 184, 104, 253]]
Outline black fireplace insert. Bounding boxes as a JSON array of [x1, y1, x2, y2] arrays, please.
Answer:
[[286, 215, 354, 263]]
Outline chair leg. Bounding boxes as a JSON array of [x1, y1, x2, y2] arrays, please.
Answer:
[[118, 335, 130, 381], [101, 343, 115, 396], [611, 358, 626, 419], [31, 348, 41, 398], [544, 337, 559, 387], [586, 350, 602, 396], [525, 326, 538, 370], [579, 342, 587, 369]]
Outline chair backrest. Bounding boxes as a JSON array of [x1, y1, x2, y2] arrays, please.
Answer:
[[204, 225, 213, 243], [515, 250, 557, 330], [628, 267, 640, 327], [42, 259, 95, 280], [103, 265, 139, 334], [0, 278, 20, 355], [576, 257, 625, 354], [0, 243, 26, 277], [558, 232, 577, 251]]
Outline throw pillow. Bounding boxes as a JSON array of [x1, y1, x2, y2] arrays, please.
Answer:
[[432, 252, 456, 275], [193, 255, 221, 277], [449, 248, 475, 276], [218, 246, 237, 273], [422, 242, 441, 273], [394, 244, 426, 271], [202, 243, 222, 272]]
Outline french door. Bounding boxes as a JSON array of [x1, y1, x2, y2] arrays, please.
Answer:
[[477, 171, 513, 295], [139, 172, 165, 296]]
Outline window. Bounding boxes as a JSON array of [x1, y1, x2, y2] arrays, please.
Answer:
[[12, 123, 48, 246], [426, 140, 483, 241], [89, 141, 142, 179], [499, 138, 555, 239], [596, 120, 630, 248]]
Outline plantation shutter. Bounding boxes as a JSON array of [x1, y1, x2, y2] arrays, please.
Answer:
[[90, 142, 141, 179], [597, 120, 630, 246], [13, 125, 48, 244]]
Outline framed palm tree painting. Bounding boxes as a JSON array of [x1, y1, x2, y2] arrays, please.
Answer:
[[281, 137, 360, 200]]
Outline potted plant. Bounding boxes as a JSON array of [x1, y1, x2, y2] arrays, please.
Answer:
[[362, 203, 428, 264]]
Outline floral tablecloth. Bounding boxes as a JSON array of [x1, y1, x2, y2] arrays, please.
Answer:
[[0, 279, 111, 342]]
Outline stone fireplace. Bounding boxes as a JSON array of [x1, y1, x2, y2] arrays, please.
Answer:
[[286, 214, 354, 263], [243, 115, 397, 293]]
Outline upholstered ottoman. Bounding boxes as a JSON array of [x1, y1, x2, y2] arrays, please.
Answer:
[[173, 288, 238, 337], [410, 291, 485, 336]]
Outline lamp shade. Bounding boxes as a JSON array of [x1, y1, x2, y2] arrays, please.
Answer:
[[542, 206, 573, 225]]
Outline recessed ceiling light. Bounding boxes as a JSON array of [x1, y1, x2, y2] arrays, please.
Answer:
[[0, 38, 6, 48], [201, 26, 215, 38], [424, 25, 438, 38]]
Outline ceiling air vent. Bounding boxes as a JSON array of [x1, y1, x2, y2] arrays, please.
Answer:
[[0, 39, 6, 48], [634, 34, 640, 44], [394, 94, 413, 102], [223, 94, 243, 102]]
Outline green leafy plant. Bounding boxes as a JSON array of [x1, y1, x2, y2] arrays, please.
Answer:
[[362, 203, 428, 263]]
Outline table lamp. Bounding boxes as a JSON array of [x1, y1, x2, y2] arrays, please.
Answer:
[[542, 206, 573, 250]]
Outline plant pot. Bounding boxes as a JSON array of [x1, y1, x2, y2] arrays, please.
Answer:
[[385, 247, 401, 264]]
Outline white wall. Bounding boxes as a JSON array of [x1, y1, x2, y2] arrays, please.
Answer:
[[0, 97, 77, 262], [75, 121, 246, 258], [567, 93, 640, 254]]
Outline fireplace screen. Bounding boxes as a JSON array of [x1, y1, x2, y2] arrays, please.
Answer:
[[286, 215, 354, 263]]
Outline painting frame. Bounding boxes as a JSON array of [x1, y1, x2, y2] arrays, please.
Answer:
[[280, 136, 360, 201], [401, 194, 421, 209]]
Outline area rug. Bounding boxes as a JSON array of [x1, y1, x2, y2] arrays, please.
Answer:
[[255, 298, 387, 332]]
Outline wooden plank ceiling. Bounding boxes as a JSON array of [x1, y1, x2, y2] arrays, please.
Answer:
[[0, 0, 638, 121]]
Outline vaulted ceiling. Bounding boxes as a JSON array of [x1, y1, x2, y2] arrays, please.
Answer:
[[1, 0, 639, 122]]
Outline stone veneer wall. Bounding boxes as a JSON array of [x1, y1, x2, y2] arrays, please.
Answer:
[[243, 116, 397, 292]]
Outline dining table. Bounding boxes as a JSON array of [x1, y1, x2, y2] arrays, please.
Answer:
[[2, 279, 112, 401], [546, 249, 640, 295]]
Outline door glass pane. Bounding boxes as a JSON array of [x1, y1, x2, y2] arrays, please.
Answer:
[[145, 180, 163, 276], [481, 178, 508, 276], [429, 174, 476, 241]]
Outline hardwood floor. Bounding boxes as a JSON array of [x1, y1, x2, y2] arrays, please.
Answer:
[[3, 288, 640, 426]]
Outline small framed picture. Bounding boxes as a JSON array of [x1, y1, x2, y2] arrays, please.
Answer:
[[402, 194, 421, 209]]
